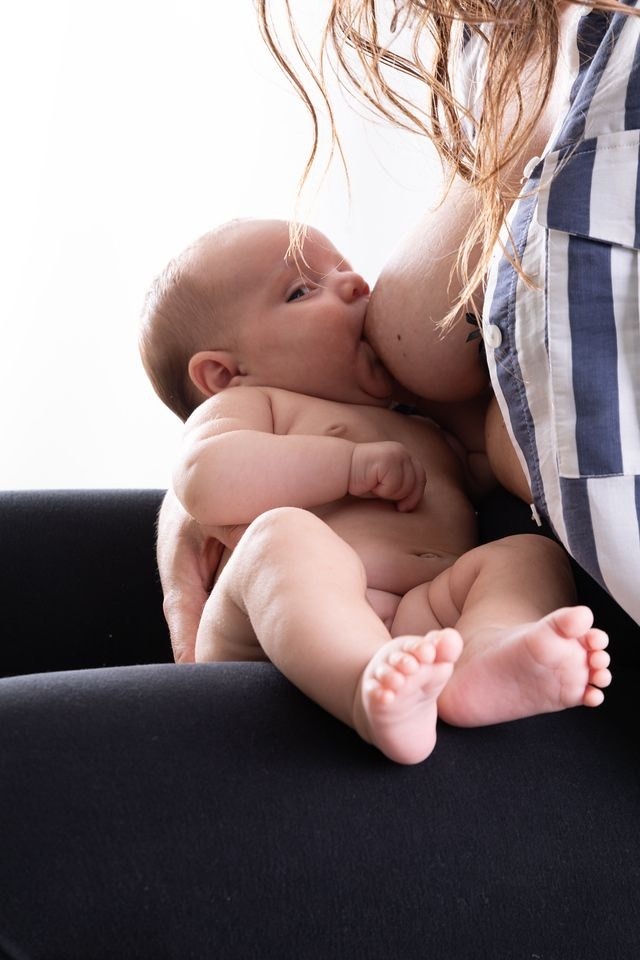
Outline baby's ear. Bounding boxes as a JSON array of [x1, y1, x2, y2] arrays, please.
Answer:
[[188, 351, 240, 398]]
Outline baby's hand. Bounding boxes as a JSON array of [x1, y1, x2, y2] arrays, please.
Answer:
[[349, 442, 426, 511]]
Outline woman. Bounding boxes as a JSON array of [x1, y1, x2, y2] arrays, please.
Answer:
[[159, 0, 640, 660], [2, 5, 639, 955]]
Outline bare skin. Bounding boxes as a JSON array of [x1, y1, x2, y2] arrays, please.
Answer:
[[156, 8, 588, 664], [354, 631, 464, 765], [201, 506, 610, 764], [364, 2, 584, 501], [355, 609, 610, 764], [162, 221, 610, 765]]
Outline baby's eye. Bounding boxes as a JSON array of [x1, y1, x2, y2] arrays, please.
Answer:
[[287, 283, 312, 302]]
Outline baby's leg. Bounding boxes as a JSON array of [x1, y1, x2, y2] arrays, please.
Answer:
[[401, 535, 612, 727], [355, 629, 462, 764], [198, 507, 394, 726], [197, 507, 458, 763], [196, 568, 267, 664]]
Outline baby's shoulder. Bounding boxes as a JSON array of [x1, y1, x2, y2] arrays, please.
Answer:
[[184, 385, 276, 439], [192, 385, 272, 418]]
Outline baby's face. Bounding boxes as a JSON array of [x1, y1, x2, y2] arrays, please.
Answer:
[[197, 220, 394, 405]]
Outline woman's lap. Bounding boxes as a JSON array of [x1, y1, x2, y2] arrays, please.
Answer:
[[0, 660, 639, 959]]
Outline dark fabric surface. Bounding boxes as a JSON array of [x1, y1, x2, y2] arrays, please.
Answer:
[[0, 489, 639, 959], [0, 489, 171, 676], [1, 663, 639, 960]]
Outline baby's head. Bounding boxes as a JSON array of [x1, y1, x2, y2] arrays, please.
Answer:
[[139, 218, 393, 420], [139, 221, 241, 421]]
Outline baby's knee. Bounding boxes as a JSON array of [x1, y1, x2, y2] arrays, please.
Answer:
[[245, 507, 367, 588], [245, 506, 321, 549], [223, 508, 321, 597], [480, 534, 574, 592], [238, 507, 332, 569], [495, 533, 568, 566]]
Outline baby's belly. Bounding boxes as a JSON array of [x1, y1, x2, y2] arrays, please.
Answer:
[[319, 496, 477, 595]]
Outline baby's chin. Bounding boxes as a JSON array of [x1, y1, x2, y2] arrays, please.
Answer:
[[357, 338, 396, 402]]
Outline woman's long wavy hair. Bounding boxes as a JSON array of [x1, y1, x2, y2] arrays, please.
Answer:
[[256, 0, 638, 326]]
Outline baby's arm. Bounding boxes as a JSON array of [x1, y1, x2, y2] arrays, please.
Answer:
[[173, 386, 426, 526]]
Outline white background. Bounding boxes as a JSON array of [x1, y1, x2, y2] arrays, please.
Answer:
[[0, 1, 441, 489]]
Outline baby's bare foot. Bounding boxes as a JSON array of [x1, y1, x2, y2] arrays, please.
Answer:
[[438, 606, 611, 727], [354, 629, 463, 764]]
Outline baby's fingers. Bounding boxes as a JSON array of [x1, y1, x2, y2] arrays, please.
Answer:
[[396, 458, 427, 512]]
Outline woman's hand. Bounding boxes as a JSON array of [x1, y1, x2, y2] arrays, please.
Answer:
[[156, 488, 223, 663]]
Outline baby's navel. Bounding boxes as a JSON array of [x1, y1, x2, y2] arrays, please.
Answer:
[[415, 550, 459, 566]]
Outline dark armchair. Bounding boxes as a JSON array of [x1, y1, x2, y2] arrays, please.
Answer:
[[0, 489, 638, 960]]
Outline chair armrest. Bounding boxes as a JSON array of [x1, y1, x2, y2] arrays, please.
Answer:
[[0, 489, 171, 676]]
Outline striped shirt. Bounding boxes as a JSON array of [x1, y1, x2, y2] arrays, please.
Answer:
[[466, 3, 640, 623]]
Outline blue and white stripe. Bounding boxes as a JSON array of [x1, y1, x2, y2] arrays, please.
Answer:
[[477, 3, 640, 622]]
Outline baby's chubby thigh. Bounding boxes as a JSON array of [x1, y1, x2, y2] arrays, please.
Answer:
[[388, 557, 461, 638], [365, 588, 402, 632], [389, 584, 446, 637]]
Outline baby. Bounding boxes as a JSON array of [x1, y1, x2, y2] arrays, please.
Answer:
[[139, 218, 611, 764]]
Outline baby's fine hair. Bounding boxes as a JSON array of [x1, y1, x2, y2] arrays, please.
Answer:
[[139, 236, 218, 422]]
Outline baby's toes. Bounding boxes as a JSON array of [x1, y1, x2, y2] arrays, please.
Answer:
[[583, 686, 606, 708], [370, 682, 397, 706], [387, 649, 421, 676], [400, 637, 436, 664], [431, 628, 464, 663], [587, 648, 611, 689], [588, 648, 610, 671], [584, 628, 609, 651], [590, 666, 612, 689], [374, 661, 409, 693]]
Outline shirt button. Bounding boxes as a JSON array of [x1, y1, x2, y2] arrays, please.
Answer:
[[485, 323, 502, 348], [522, 155, 541, 179]]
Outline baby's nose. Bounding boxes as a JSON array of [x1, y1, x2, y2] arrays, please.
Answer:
[[334, 270, 370, 302]]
